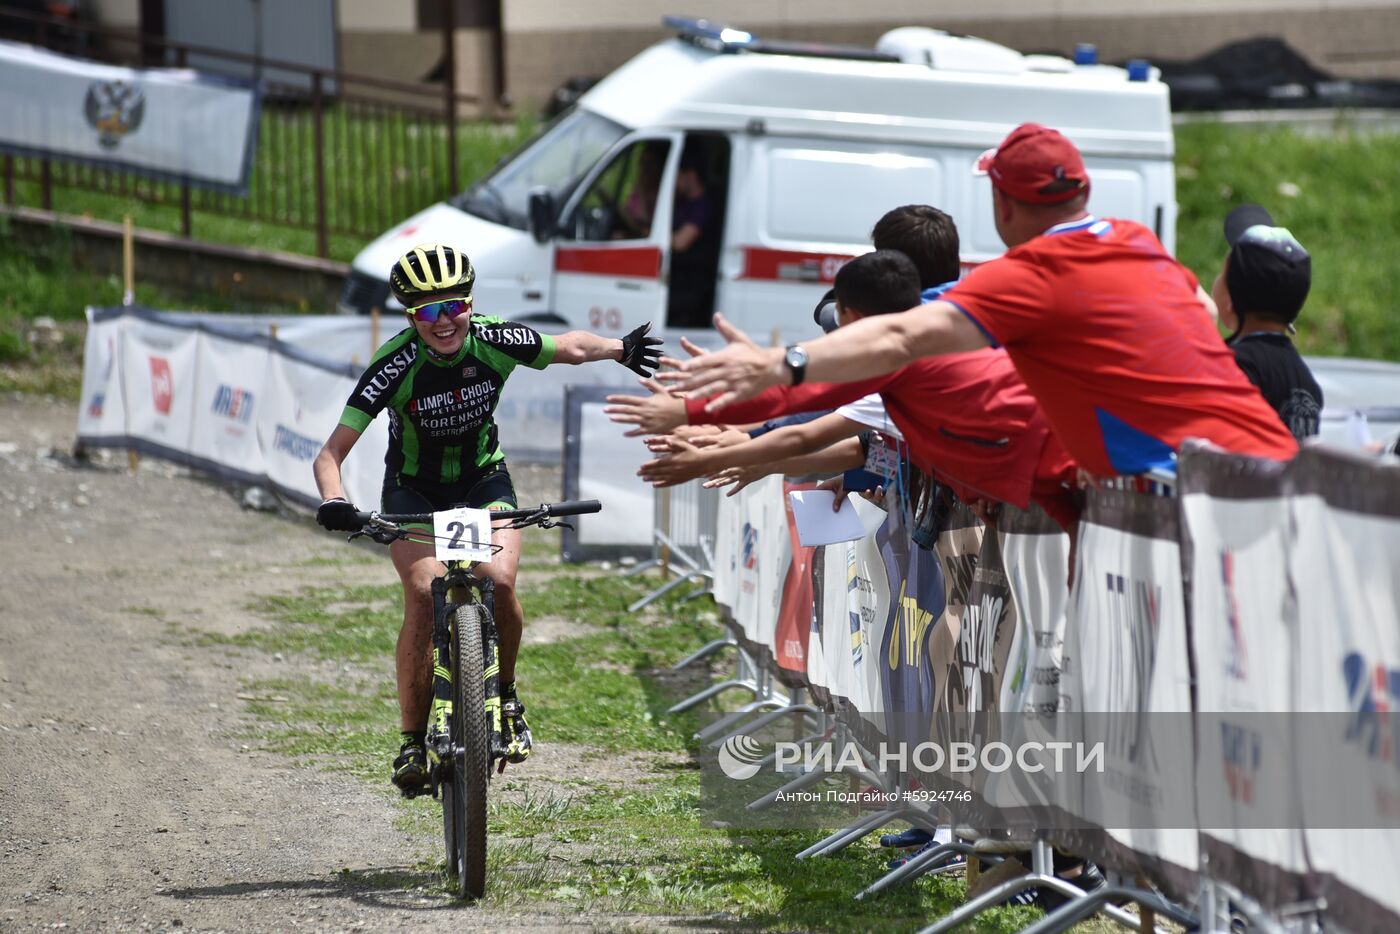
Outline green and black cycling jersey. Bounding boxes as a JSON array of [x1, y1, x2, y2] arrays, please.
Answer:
[[339, 316, 555, 484]]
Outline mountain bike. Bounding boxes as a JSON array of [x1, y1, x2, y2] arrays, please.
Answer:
[[347, 499, 603, 899]]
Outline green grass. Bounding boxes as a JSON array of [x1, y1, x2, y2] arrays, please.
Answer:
[[216, 564, 1054, 931], [1173, 119, 1400, 361]]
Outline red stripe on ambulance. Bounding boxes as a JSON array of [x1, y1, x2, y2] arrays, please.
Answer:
[[554, 246, 661, 278], [738, 247, 855, 283]]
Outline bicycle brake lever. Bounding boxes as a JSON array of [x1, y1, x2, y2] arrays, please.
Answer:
[[347, 529, 368, 542]]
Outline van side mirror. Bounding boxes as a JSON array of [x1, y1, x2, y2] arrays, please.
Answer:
[[527, 188, 556, 244]]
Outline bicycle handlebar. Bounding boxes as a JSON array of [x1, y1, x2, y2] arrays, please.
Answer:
[[350, 499, 602, 528]]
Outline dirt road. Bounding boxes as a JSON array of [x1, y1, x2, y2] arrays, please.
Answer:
[[0, 394, 623, 932]]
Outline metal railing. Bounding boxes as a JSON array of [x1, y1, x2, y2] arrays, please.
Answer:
[[0, 6, 497, 257]]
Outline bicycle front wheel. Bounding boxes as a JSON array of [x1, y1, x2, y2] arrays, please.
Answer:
[[450, 602, 490, 899]]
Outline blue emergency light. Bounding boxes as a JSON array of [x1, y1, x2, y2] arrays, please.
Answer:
[[663, 16, 754, 49]]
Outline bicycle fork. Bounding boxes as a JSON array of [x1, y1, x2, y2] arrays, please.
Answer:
[[430, 573, 505, 765]]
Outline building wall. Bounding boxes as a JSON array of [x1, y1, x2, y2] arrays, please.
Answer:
[[502, 1, 1400, 106], [87, 0, 139, 29], [81, 1, 1400, 112]]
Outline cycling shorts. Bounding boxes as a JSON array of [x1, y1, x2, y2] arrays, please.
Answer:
[[381, 466, 518, 531]]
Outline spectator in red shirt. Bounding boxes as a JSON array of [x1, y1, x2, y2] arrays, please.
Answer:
[[612, 249, 1081, 528], [662, 123, 1299, 477]]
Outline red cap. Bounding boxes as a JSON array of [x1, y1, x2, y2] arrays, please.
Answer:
[[974, 123, 1090, 205]]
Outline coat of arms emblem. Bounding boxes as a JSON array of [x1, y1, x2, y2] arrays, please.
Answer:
[[84, 79, 146, 150]]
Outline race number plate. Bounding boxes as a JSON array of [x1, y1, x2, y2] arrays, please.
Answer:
[[433, 507, 494, 563]]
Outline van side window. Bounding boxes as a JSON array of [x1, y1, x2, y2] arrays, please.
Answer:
[[567, 140, 671, 242]]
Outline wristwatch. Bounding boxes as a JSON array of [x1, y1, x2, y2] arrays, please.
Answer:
[[784, 344, 809, 386]]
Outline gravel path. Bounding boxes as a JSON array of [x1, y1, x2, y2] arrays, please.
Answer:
[[0, 394, 663, 933]]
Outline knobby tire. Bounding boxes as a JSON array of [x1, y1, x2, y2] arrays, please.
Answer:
[[450, 602, 490, 899]]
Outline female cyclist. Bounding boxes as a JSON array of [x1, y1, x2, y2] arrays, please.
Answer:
[[312, 242, 661, 793]]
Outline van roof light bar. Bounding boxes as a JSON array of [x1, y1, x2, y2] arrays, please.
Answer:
[[663, 14, 898, 63], [663, 15, 754, 50]]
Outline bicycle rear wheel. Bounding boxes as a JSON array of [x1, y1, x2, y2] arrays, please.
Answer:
[[450, 602, 490, 899]]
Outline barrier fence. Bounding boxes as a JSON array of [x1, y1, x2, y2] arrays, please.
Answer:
[[683, 445, 1400, 932]]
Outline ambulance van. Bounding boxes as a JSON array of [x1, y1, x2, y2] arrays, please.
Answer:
[[338, 18, 1177, 337]]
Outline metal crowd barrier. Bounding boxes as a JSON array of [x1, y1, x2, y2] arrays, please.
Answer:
[[628, 481, 722, 612]]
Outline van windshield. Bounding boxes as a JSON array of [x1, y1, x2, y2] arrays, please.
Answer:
[[452, 108, 629, 231]]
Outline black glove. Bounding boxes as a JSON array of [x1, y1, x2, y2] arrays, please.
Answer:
[[618, 322, 663, 377], [317, 497, 361, 532]]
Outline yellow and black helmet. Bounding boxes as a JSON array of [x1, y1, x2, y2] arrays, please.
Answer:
[[389, 243, 476, 308]]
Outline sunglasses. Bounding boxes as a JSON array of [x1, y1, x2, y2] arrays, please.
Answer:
[[408, 298, 471, 324]]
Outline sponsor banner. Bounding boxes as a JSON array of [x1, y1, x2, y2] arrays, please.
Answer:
[[77, 309, 126, 441], [119, 315, 198, 456], [1059, 489, 1199, 892], [1179, 451, 1309, 909], [773, 482, 817, 685], [845, 512, 895, 747], [1288, 447, 1400, 933], [257, 352, 382, 509], [998, 505, 1072, 718], [0, 40, 259, 193], [931, 502, 984, 717], [877, 509, 943, 752], [730, 475, 787, 653], [711, 483, 742, 615], [805, 544, 833, 707], [189, 331, 267, 481]]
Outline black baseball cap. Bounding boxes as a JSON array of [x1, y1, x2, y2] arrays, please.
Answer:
[[813, 288, 839, 333], [1223, 204, 1311, 325]]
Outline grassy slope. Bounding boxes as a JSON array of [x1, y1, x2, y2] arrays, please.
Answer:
[[1172, 120, 1400, 361], [202, 537, 1046, 932]]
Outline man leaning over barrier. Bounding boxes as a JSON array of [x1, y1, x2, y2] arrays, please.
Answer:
[[657, 123, 1300, 481]]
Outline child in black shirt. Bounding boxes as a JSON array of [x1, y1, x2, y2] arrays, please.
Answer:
[[1211, 204, 1324, 441]]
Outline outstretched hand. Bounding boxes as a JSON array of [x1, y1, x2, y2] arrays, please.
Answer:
[[619, 322, 663, 377], [703, 463, 771, 497], [603, 377, 688, 437], [637, 435, 715, 488], [655, 314, 788, 410]]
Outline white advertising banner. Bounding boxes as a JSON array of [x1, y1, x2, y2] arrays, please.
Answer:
[[846, 520, 892, 741], [1061, 490, 1198, 887], [0, 40, 259, 192], [77, 309, 127, 442], [710, 489, 741, 614], [189, 331, 268, 482], [257, 352, 383, 509], [1181, 478, 1309, 901], [999, 522, 1071, 717], [730, 475, 787, 650], [1288, 450, 1400, 933], [119, 315, 198, 457]]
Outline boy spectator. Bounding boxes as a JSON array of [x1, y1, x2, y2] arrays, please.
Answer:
[[1212, 204, 1324, 440]]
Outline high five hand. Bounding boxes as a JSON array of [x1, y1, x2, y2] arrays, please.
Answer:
[[655, 314, 787, 410], [618, 322, 664, 377]]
